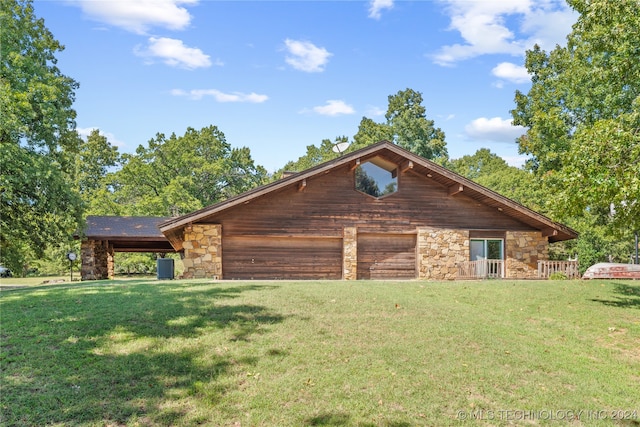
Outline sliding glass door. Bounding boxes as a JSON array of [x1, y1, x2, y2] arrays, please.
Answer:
[[470, 239, 504, 278]]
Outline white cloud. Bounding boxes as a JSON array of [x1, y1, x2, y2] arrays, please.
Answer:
[[464, 117, 526, 142], [368, 0, 394, 19], [310, 100, 355, 116], [365, 105, 386, 117], [77, 127, 125, 148], [135, 37, 211, 69], [492, 62, 530, 84], [437, 113, 456, 121], [284, 39, 332, 73], [432, 0, 577, 66], [71, 0, 198, 34], [519, 3, 576, 50], [171, 89, 268, 103]]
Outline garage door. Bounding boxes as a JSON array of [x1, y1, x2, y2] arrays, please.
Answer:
[[223, 236, 342, 280], [357, 233, 416, 279]]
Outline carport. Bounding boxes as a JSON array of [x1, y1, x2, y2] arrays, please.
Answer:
[[78, 216, 176, 280]]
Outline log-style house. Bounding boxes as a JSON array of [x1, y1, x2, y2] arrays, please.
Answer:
[[150, 141, 576, 280]]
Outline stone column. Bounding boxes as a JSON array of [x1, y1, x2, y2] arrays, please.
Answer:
[[342, 227, 357, 280], [417, 227, 469, 280], [182, 224, 223, 279], [107, 243, 115, 279], [505, 231, 548, 279], [80, 239, 109, 280]]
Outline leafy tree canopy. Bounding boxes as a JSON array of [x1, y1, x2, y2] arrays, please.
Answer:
[[278, 137, 348, 174], [352, 88, 448, 161], [448, 148, 546, 213], [0, 0, 82, 273], [511, 0, 640, 233], [282, 88, 448, 174], [93, 126, 268, 217], [76, 129, 121, 201]]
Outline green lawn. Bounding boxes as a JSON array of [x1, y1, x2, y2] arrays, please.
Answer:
[[1, 279, 638, 426]]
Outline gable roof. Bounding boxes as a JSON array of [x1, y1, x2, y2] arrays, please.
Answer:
[[159, 141, 578, 243]]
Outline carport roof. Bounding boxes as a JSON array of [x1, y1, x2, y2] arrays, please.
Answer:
[[80, 216, 175, 252]]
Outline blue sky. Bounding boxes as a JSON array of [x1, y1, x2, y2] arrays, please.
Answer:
[[34, 0, 577, 173]]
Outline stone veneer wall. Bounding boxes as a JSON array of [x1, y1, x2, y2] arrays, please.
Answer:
[[81, 239, 112, 280], [505, 231, 548, 279], [342, 227, 357, 280], [417, 227, 469, 280], [182, 224, 222, 279]]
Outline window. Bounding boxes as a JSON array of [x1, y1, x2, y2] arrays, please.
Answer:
[[470, 239, 504, 278], [355, 157, 398, 198]]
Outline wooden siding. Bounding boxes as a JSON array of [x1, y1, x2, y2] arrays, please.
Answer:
[[357, 233, 416, 279], [161, 142, 578, 244], [204, 163, 541, 280], [222, 236, 342, 280], [213, 164, 537, 236]]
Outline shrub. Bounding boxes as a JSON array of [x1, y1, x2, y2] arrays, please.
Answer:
[[549, 272, 568, 280]]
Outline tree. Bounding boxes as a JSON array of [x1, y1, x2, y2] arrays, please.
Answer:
[[385, 89, 448, 161], [0, 0, 82, 274], [448, 148, 546, 212], [351, 118, 393, 151], [279, 89, 447, 174], [447, 148, 509, 181], [352, 89, 447, 161], [75, 129, 121, 202], [98, 126, 268, 216], [278, 137, 348, 174], [511, 0, 640, 233]]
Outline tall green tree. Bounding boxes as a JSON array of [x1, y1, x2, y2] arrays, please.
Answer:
[[98, 126, 268, 216], [511, 0, 640, 233], [351, 117, 394, 150], [352, 89, 447, 161], [76, 129, 121, 202], [285, 88, 448, 174], [0, 0, 82, 274], [385, 88, 448, 161]]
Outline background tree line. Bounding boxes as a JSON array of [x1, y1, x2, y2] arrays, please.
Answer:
[[1, 0, 638, 276]]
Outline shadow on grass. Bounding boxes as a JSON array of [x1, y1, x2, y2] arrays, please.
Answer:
[[305, 412, 412, 427], [0, 280, 284, 425], [306, 412, 352, 426], [590, 282, 640, 309]]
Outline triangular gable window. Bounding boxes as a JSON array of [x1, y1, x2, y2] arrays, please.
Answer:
[[355, 157, 398, 198]]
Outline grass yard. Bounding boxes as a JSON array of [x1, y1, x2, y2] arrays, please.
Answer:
[[1, 279, 639, 426], [0, 276, 71, 290]]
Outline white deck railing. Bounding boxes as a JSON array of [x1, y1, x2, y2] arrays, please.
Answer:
[[537, 260, 580, 279], [457, 259, 504, 279]]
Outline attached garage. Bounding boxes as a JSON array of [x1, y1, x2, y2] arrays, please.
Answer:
[[357, 233, 416, 279], [223, 236, 342, 280]]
